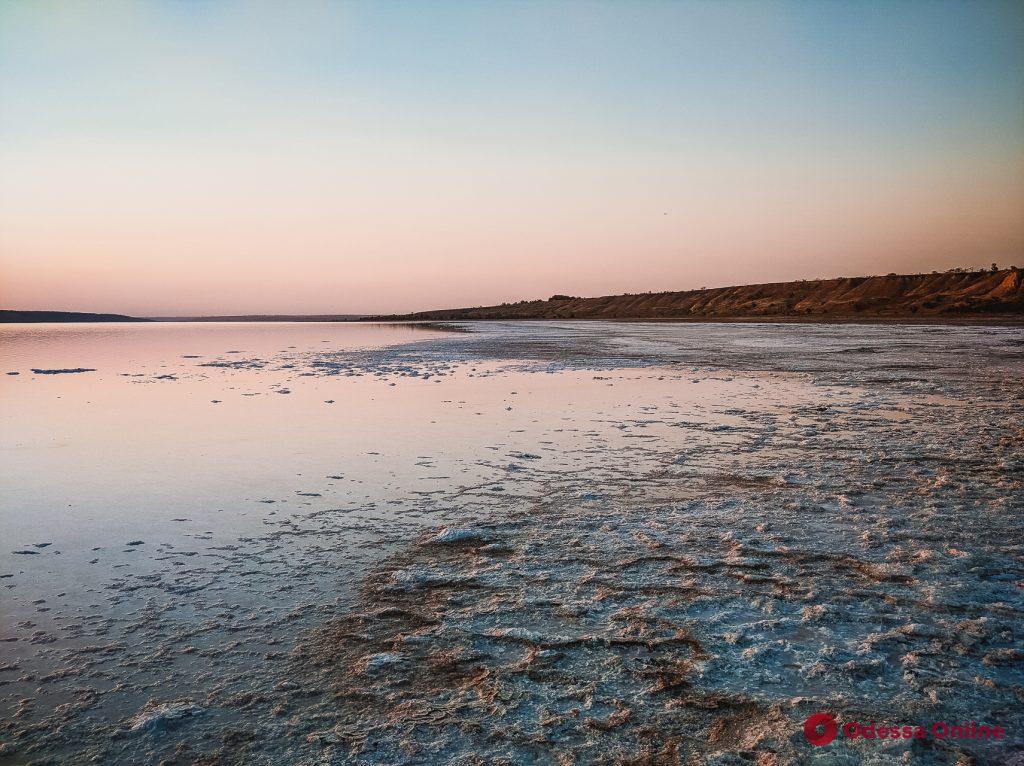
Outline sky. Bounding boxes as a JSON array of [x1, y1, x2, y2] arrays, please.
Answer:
[[1, 0, 1022, 316]]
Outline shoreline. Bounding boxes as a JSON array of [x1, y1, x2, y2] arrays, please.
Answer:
[[363, 314, 1024, 327]]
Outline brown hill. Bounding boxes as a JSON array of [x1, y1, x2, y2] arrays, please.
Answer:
[[374, 269, 1024, 322]]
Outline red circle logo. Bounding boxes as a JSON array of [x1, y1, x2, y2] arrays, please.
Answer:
[[804, 713, 838, 746]]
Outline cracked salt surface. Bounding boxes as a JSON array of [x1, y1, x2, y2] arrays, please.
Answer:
[[0, 320, 1022, 764]]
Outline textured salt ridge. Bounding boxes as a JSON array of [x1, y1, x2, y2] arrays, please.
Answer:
[[280, 380, 1023, 765]]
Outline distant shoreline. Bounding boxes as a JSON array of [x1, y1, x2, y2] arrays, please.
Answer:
[[413, 315, 1024, 327], [146, 314, 364, 322], [3, 315, 1023, 326], [7, 269, 1024, 325], [0, 310, 147, 323]]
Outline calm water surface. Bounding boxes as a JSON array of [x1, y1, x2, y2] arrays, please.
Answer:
[[1, 322, 448, 552]]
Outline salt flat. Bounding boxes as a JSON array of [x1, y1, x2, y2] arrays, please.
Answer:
[[1, 321, 1021, 764]]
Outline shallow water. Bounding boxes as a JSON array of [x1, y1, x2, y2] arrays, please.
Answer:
[[0, 321, 1021, 765]]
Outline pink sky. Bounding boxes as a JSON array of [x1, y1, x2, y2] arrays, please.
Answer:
[[1, 1, 1022, 316]]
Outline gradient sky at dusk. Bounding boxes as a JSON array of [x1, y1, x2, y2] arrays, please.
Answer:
[[1, 1, 1022, 315]]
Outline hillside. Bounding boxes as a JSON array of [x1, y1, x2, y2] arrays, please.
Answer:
[[373, 269, 1024, 322], [0, 310, 145, 323]]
